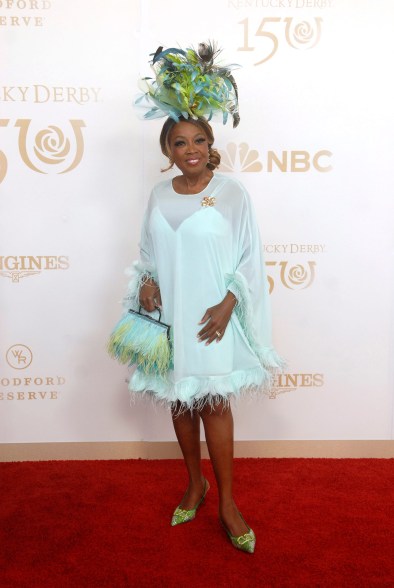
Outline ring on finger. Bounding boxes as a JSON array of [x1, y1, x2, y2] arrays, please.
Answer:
[[215, 330, 222, 338]]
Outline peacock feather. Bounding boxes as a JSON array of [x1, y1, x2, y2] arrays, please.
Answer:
[[135, 41, 240, 127]]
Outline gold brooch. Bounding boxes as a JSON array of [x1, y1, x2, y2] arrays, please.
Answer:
[[201, 196, 216, 207]]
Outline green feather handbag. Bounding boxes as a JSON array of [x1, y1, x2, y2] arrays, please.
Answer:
[[107, 306, 172, 376]]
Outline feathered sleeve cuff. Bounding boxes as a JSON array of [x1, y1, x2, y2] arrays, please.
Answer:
[[225, 271, 286, 372], [123, 260, 159, 313]]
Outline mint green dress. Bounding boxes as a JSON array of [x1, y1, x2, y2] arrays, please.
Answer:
[[124, 173, 283, 410]]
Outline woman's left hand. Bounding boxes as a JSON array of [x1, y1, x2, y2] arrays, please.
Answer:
[[197, 292, 237, 345]]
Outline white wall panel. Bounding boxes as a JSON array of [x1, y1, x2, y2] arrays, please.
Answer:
[[1, 0, 393, 443]]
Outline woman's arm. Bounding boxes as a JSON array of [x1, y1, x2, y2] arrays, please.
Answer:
[[139, 277, 162, 312], [123, 198, 160, 314], [197, 291, 237, 346]]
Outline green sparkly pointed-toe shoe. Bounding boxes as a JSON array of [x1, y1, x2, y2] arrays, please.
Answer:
[[220, 512, 256, 554], [171, 479, 210, 527]]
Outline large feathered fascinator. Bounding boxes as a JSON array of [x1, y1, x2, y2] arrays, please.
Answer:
[[134, 41, 240, 128]]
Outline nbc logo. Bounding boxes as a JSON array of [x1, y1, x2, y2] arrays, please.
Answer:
[[219, 143, 332, 173]]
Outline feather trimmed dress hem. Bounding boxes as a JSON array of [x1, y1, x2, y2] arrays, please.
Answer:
[[128, 362, 282, 413]]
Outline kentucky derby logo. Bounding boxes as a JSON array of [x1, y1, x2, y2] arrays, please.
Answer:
[[0, 119, 85, 183], [284, 18, 322, 49], [6, 344, 33, 370], [238, 17, 322, 65], [219, 143, 262, 172], [265, 261, 316, 293], [0, 119, 8, 184]]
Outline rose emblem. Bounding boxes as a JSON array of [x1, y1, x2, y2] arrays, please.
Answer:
[[34, 125, 70, 165], [14, 119, 86, 174], [280, 261, 316, 290], [284, 18, 322, 50]]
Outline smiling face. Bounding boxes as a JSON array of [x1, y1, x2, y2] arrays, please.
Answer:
[[167, 121, 210, 177]]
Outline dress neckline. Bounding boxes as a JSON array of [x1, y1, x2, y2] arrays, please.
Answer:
[[171, 173, 216, 196]]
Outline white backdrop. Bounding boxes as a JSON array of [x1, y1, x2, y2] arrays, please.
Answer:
[[1, 0, 393, 444]]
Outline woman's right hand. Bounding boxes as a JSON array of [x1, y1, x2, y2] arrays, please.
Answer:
[[139, 278, 162, 312]]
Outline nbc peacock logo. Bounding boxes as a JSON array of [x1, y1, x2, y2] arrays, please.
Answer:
[[219, 142, 262, 173], [219, 142, 332, 173]]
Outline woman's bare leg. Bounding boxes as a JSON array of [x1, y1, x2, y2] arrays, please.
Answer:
[[199, 400, 249, 536], [171, 402, 206, 509]]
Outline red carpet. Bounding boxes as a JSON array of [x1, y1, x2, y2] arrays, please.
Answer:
[[1, 458, 394, 587]]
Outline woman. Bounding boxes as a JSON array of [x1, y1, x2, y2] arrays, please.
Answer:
[[124, 115, 283, 553]]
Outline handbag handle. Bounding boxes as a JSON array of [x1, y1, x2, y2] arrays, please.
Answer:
[[138, 305, 161, 322]]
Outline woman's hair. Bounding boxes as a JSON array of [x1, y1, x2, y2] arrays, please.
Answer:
[[159, 116, 221, 172]]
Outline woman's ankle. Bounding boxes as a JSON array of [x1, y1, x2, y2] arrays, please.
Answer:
[[219, 497, 236, 511], [188, 474, 205, 489]]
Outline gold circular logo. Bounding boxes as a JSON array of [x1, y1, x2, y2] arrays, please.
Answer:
[[6, 344, 33, 370]]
